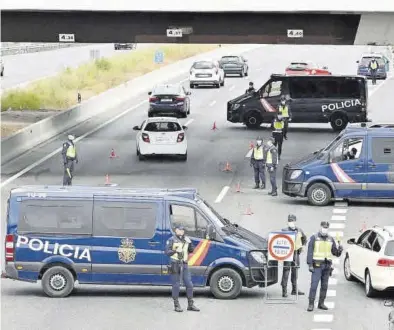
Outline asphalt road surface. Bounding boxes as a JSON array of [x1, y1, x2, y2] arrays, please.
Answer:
[[0, 43, 154, 90], [1, 45, 393, 330]]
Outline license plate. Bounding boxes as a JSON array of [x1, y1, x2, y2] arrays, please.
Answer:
[[157, 137, 169, 142], [161, 99, 172, 102]]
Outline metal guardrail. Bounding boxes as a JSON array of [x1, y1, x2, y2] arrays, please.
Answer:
[[1, 43, 88, 57]]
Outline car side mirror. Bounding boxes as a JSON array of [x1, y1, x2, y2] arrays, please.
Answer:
[[323, 66, 328, 69], [186, 91, 191, 95], [133, 126, 140, 130], [182, 126, 188, 130], [148, 91, 152, 95], [207, 224, 216, 240], [347, 238, 356, 244]]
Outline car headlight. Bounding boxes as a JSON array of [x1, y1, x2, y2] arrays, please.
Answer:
[[290, 170, 303, 180], [250, 251, 267, 264], [232, 104, 240, 110]]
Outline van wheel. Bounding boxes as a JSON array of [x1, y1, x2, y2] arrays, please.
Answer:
[[344, 255, 356, 282], [210, 268, 242, 299], [245, 111, 262, 129], [41, 266, 75, 298], [330, 114, 348, 131], [307, 182, 332, 206], [365, 270, 376, 297], [139, 154, 145, 161]]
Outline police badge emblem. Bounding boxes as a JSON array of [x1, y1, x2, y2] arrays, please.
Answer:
[[118, 238, 136, 263]]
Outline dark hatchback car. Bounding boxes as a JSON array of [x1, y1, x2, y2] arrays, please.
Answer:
[[219, 55, 249, 77], [148, 84, 191, 118]]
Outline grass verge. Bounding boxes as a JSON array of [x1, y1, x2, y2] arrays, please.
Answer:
[[1, 44, 217, 111]]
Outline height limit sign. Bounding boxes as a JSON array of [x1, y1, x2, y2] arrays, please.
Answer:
[[268, 231, 296, 262]]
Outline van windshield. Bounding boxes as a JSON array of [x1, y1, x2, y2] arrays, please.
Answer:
[[323, 132, 344, 151], [197, 198, 225, 228]]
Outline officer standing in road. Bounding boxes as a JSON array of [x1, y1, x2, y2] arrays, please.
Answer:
[[281, 214, 307, 297], [272, 113, 285, 160], [278, 95, 292, 140], [165, 225, 200, 313], [61, 134, 78, 186], [250, 136, 266, 189], [368, 58, 379, 85], [264, 137, 279, 196], [307, 221, 343, 312], [245, 82, 255, 94]]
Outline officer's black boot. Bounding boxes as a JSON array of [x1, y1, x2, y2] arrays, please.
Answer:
[[282, 287, 288, 298], [260, 184, 265, 189], [271, 191, 278, 196], [307, 299, 314, 312], [318, 298, 328, 310], [291, 286, 305, 295], [187, 298, 200, 312], [173, 298, 183, 312], [254, 183, 259, 189]]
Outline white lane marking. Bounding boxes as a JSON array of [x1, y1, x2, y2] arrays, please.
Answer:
[[209, 100, 217, 107], [245, 149, 253, 158], [229, 85, 235, 91], [333, 209, 347, 214], [327, 290, 337, 297], [369, 77, 393, 96], [1, 78, 190, 188], [328, 231, 343, 238], [214, 186, 230, 203], [310, 329, 332, 330], [332, 259, 340, 265], [184, 118, 194, 127], [328, 278, 338, 285], [331, 215, 346, 221], [330, 223, 345, 229], [334, 201, 347, 207], [313, 314, 334, 323]]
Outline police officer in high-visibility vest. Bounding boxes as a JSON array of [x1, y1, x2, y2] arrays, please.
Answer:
[[264, 137, 279, 196], [307, 221, 343, 312], [278, 95, 292, 140], [250, 136, 266, 189], [245, 81, 255, 94], [272, 113, 285, 160], [281, 214, 307, 297], [165, 225, 200, 313], [61, 135, 78, 186], [368, 58, 379, 85]]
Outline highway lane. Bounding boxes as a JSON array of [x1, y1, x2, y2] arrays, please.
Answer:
[[0, 43, 155, 90], [1, 45, 393, 330]]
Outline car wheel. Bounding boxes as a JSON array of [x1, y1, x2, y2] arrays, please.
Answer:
[[245, 111, 262, 129], [136, 147, 140, 156], [220, 78, 225, 87], [330, 114, 348, 132], [215, 83, 220, 88], [240, 70, 244, 77], [41, 266, 75, 298], [344, 255, 356, 282], [307, 182, 332, 206], [187, 106, 190, 115], [245, 69, 248, 76], [148, 112, 154, 118], [138, 154, 146, 161], [365, 270, 376, 297], [190, 83, 194, 89], [180, 152, 187, 161], [210, 268, 242, 300]]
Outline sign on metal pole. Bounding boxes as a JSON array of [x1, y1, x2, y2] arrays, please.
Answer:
[[287, 29, 304, 38], [154, 50, 164, 64], [167, 29, 183, 38], [59, 34, 75, 42], [268, 231, 296, 262]]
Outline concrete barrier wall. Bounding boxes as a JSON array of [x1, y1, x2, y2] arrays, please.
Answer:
[[1, 44, 261, 165]]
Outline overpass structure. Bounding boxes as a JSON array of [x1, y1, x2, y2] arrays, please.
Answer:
[[1, 0, 394, 45]]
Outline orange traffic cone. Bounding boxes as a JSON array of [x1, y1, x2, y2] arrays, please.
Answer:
[[243, 204, 254, 215], [235, 182, 242, 193], [212, 121, 218, 130], [109, 148, 118, 158], [249, 141, 254, 149], [359, 221, 367, 233], [105, 174, 111, 185], [222, 161, 232, 172]]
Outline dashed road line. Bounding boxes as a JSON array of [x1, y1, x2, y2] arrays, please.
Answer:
[[214, 186, 230, 203], [328, 278, 338, 285], [209, 100, 217, 107], [331, 215, 347, 221], [314, 301, 336, 309], [330, 223, 345, 229], [333, 208, 347, 214], [334, 201, 347, 207], [329, 231, 344, 237], [313, 314, 334, 322], [326, 290, 337, 297]]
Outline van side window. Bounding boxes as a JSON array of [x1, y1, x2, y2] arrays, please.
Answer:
[[331, 137, 364, 163], [18, 199, 92, 235], [170, 204, 209, 239], [93, 201, 157, 238], [289, 79, 317, 98], [372, 235, 383, 253], [263, 80, 282, 97], [289, 79, 360, 99], [371, 137, 394, 164]]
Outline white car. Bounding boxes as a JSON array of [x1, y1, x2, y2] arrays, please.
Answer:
[[133, 117, 188, 161], [344, 225, 394, 297], [189, 60, 225, 89]]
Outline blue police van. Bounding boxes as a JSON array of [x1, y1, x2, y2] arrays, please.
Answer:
[[283, 123, 394, 206], [3, 186, 278, 298]]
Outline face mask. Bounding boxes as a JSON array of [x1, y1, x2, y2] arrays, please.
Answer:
[[281, 101, 286, 105], [278, 116, 283, 120], [320, 227, 328, 235], [256, 140, 262, 146], [288, 222, 296, 229]]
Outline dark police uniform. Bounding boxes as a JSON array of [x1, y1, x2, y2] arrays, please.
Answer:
[[278, 103, 292, 140], [165, 230, 200, 312], [272, 117, 285, 159], [61, 138, 78, 186], [264, 138, 279, 196], [307, 221, 343, 311], [250, 137, 266, 189], [368, 59, 378, 84]]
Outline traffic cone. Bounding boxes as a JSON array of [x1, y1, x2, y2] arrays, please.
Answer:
[[109, 148, 118, 158], [235, 182, 242, 193], [249, 141, 254, 149], [243, 204, 254, 215], [212, 121, 218, 130], [105, 174, 111, 185], [222, 161, 232, 172], [359, 221, 367, 233]]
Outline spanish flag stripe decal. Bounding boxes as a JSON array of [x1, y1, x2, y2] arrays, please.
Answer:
[[331, 163, 355, 183], [193, 241, 211, 266], [188, 240, 203, 259], [188, 240, 208, 266]]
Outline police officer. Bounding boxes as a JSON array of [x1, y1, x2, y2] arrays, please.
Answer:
[[272, 113, 285, 160], [307, 221, 343, 312], [61, 135, 78, 186], [368, 58, 379, 85], [281, 214, 307, 297], [264, 137, 279, 196], [245, 82, 255, 94], [165, 225, 200, 313], [278, 95, 292, 140], [250, 136, 266, 189]]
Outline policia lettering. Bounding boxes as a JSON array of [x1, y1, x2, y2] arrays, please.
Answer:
[[62, 135, 78, 186], [16, 235, 91, 261]]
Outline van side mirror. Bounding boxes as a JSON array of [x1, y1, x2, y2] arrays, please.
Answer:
[[347, 238, 356, 244], [133, 126, 140, 130], [207, 224, 216, 240], [323, 66, 328, 70]]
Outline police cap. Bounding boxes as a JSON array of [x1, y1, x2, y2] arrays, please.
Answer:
[[288, 214, 297, 222], [175, 225, 185, 230], [256, 136, 263, 141], [320, 221, 330, 228]]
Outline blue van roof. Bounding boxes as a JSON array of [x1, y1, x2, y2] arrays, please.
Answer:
[[9, 185, 199, 201], [344, 123, 394, 136]]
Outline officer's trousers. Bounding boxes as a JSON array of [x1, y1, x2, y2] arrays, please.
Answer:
[[63, 159, 75, 186], [253, 160, 266, 185], [308, 263, 331, 302], [281, 251, 300, 289], [170, 262, 194, 299], [283, 118, 289, 138], [267, 165, 277, 193], [272, 131, 283, 158]]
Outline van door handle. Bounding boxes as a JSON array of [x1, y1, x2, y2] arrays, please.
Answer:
[[148, 241, 160, 246], [368, 163, 376, 168], [354, 165, 362, 169]]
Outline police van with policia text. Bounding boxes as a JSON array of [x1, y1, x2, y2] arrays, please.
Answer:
[[227, 74, 368, 131], [3, 186, 278, 299]]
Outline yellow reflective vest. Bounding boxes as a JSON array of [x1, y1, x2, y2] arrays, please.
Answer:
[[279, 105, 289, 117], [370, 61, 378, 70], [171, 242, 190, 262], [313, 239, 333, 261], [273, 120, 284, 131], [253, 147, 264, 160], [66, 143, 76, 158], [295, 232, 303, 250]]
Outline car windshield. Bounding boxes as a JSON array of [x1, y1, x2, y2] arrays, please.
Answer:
[[221, 56, 240, 62], [323, 132, 345, 151], [152, 85, 181, 95], [144, 122, 182, 132], [197, 198, 225, 228], [289, 62, 309, 68], [193, 61, 214, 69], [360, 57, 385, 66], [385, 240, 394, 256]]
